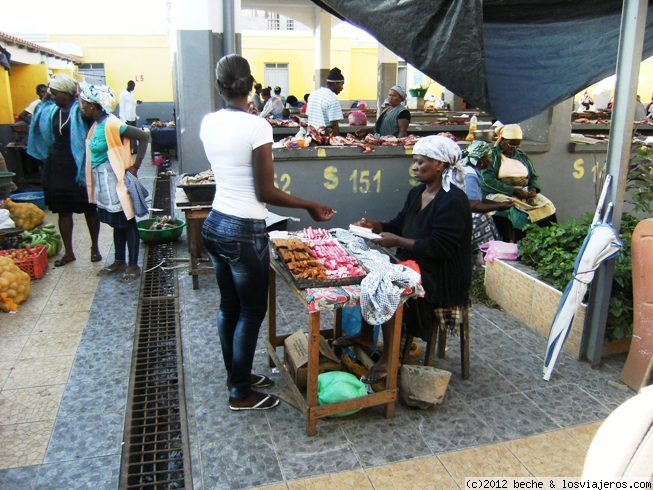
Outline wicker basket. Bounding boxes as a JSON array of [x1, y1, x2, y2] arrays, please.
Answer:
[[0, 245, 48, 279]]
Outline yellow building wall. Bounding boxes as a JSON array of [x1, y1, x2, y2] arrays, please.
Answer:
[[49, 34, 173, 102], [0, 69, 13, 124], [242, 35, 378, 103], [9, 65, 49, 120]]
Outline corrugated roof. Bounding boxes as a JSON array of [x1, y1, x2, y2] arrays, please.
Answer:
[[0, 31, 81, 63]]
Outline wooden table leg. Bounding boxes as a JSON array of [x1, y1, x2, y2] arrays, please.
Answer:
[[306, 311, 321, 436], [384, 304, 403, 418], [268, 268, 277, 368], [188, 216, 202, 290]]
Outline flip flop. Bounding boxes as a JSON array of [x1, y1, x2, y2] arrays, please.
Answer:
[[332, 335, 374, 348], [90, 250, 103, 262], [361, 365, 388, 385], [229, 392, 280, 411], [227, 373, 274, 389], [54, 256, 76, 267]]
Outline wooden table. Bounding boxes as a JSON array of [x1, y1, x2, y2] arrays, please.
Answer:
[[267, 258, 408, 436], [174, 189, 212, 289]]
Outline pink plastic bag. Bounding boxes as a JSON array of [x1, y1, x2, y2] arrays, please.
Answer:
[[348, 110, 368, 126], [478, 240, 519, 263]]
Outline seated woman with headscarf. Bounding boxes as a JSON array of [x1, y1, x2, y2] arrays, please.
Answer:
[[375, 85, 411, 138], [335, 135, 472, 383], [481, 123, 556, 242], [459, 140, 513, 251]]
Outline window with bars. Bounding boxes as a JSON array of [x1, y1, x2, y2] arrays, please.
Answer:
[[286, 19, 295, 30], [267, 13, 280, 30]]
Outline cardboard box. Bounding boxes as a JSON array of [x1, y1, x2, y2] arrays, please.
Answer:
[[284, 330, 341, 389]]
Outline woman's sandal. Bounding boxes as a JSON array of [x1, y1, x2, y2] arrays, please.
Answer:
[[332, 334, 375, 348], [229, 391, 280, 411], [227, 373, 274, 390], [90, 249, 103, 262], [361, 365, 388, 385], [54, 256, 76, 267], [119, 265, 141, 283], [97, 262, 127, 276]]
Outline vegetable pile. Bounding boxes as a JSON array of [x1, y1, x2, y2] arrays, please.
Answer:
[[0, 256, 30, 312], [20, 224, 62, 257], [1, 198, 45, 230]]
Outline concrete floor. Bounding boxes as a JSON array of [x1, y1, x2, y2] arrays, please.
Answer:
[[0, 161, 635, 489]]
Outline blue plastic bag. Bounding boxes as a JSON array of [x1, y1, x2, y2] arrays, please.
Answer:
[[341, 305, 380, 351]]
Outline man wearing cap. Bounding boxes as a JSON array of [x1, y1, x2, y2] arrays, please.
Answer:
[[306, 67, 345, 135]]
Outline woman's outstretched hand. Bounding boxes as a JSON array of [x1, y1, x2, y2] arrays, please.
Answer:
[[352, 217, 381, 233], [375, 232, 400, 247], [308, 203, 336, 222]]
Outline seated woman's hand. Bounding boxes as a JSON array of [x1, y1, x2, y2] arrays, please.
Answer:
[[353, 217, 381, 233], [374, 232, 400, 248], [513, 188, 530, 200], [527, 188, 538, 198]]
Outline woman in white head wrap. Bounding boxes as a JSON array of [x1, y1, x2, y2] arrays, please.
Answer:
[[26, 74, 102, 267], [338, 135, 472, 383], [79, 82, 151, 283], [374, 85, 411, 138], [480, 123, 557, 242]]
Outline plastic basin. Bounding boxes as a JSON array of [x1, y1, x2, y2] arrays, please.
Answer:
[[10, 191, 46, 210], [137, 218, 186, 244]]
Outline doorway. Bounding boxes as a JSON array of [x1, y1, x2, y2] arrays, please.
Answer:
[[264, 63, 289, 100]]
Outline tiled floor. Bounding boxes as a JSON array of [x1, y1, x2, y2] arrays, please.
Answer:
[[0, 161, 637, 489]]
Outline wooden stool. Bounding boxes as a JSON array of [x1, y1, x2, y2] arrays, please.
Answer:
[[402, 306, 470, 379]]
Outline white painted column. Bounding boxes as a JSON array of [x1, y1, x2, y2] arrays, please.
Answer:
[[377, 45, 398, 112], [170, 0, 224, 173], [314, 10, 332, 89]]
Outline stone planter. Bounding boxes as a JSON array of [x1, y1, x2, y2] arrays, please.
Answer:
[[484, 259, 586, 358]]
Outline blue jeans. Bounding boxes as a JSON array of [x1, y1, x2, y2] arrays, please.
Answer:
[[201, 210, 269, 399]]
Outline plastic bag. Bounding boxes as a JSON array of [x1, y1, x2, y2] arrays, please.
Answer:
[[0, 209, 15, 229], [317, 371, 368, 416], [478, 240, 519, 263], [348, 110, 368, 126]]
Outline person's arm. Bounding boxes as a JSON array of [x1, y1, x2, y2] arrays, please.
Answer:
[[480, 151, 520, 197], [330, 120, 340, 136], [18, 111, 32, 124], [122, 126, 150, 175], [252, 143, 335, 221], [519, 151, 541, 195], [259, 100, 273, 119], [469, 199, 512, 213], [396, 116, 410, 138]]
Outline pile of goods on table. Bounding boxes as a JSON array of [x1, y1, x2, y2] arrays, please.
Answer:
[[146, 215, 179, 230], [271, 227, 365, 284], [279, 122, 421, 152], [178, 169, 214, 185]]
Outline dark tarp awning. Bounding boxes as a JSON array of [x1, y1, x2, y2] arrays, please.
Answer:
[[311, 0, 653, 122]]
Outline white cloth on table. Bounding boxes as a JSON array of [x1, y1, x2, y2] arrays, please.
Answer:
[[334, 229, 422, 325]]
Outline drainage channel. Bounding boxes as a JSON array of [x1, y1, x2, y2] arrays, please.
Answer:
[[120, 172, 192, 489]]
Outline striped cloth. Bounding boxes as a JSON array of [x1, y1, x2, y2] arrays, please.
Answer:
[[124, 171, 149, 217]]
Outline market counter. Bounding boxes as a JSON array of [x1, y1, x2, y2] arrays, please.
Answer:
[[267, 142, 549, 230]]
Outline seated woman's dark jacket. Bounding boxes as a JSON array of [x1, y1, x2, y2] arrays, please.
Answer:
[[381, 183, 472, 308]]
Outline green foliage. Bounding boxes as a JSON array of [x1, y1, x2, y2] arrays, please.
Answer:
[[628, 147, 653, 215], [470, 267, 498, 308], [519, 213, 638, 341]]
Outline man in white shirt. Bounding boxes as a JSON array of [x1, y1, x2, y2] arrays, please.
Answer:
[[306, 67, 345, 135], [18, 84, 47, 124], [119, 80, 141, 154]]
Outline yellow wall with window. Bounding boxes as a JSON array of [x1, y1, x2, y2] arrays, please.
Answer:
[[10, 64, 49, 120], [243, 35, 379, 103], [49, 34, 173, 102]]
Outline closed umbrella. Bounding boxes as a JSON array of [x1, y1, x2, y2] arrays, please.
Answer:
[[543, 218, 623, 381]]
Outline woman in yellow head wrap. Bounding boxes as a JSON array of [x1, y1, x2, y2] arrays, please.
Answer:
[[480, 123, 557, 242]]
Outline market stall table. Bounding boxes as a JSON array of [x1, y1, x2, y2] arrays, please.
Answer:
[[149, 126, 177, 160], [174, 188, 212, 289], [267, 251, 422, 436]]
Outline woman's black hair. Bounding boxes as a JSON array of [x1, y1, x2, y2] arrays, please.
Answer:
[[215, 54, 254, 99]]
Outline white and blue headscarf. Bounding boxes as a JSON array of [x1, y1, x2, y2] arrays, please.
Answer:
[[413, 135, 462, 192]]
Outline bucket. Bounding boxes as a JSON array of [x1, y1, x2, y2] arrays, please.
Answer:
[[10, 191, 46, 210]]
